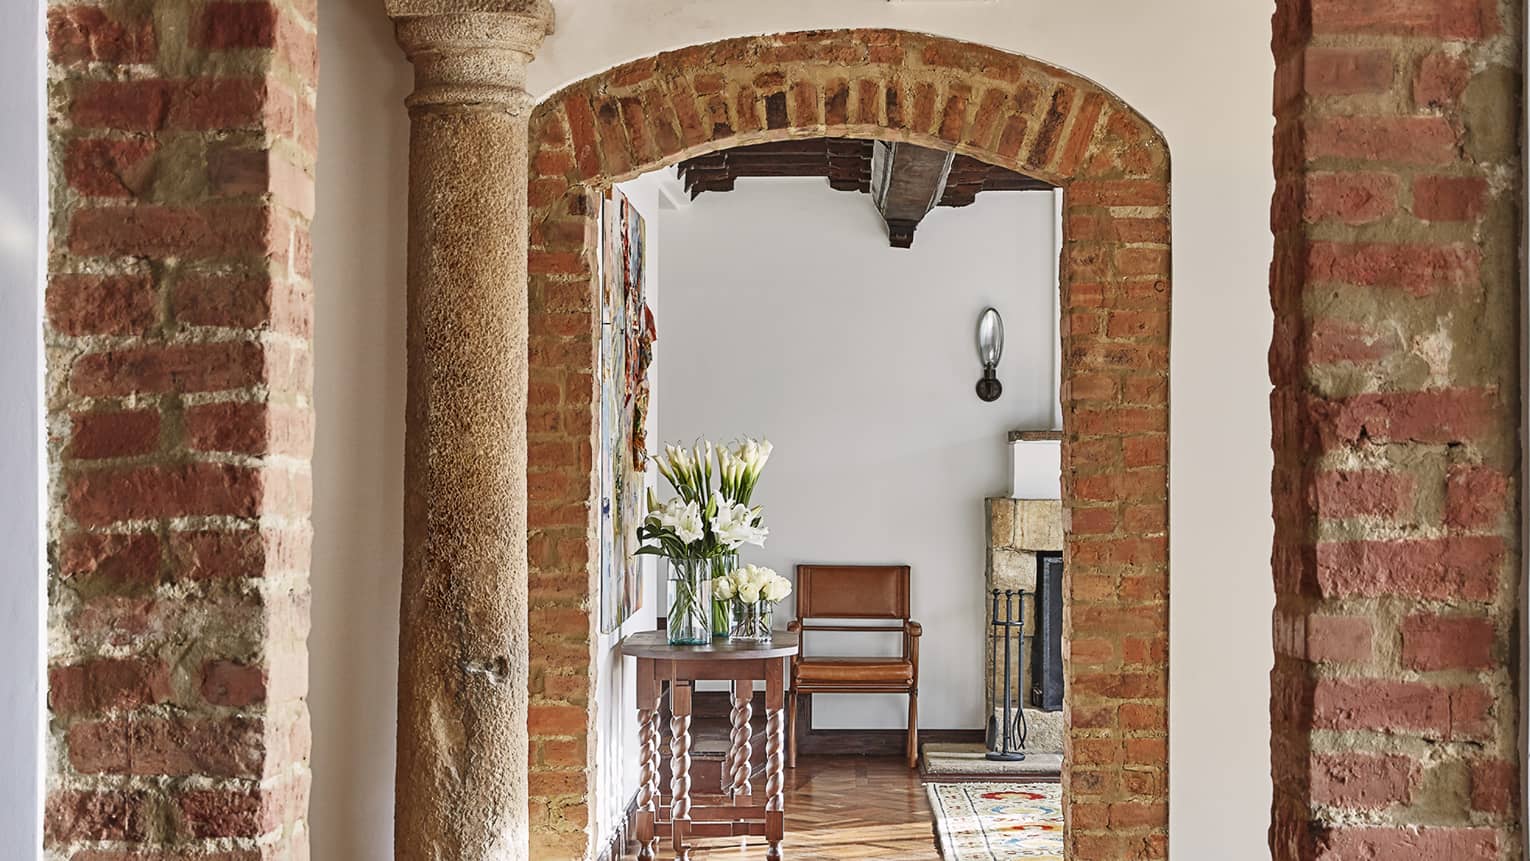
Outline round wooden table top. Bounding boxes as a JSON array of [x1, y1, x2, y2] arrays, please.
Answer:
[[619, 630, 800, 660]]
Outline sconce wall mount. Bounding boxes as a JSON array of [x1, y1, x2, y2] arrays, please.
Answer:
[[976, 307, 1004, 402]]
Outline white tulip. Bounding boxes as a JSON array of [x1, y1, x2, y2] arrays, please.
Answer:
[[737, 579, 762, 603], [761, 573, 792, 603], [713, 575, 736, 601], [730, 564, 776, 605]]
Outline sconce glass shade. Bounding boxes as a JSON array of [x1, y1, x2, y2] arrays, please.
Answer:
[[977, 307, 1004, 367], [976, 308, 1004, 402]]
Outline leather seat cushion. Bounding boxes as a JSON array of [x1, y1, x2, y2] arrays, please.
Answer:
[[795, 658, 914, 684]]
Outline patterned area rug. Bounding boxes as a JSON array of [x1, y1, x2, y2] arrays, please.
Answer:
[[927, 782, 1063, 861]]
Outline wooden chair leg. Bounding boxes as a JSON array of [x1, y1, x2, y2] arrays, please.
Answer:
[[787, 688, 799, 768], [906, 688, 919, 769]]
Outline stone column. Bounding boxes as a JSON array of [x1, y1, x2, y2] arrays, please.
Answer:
[[386, 2, 554, 859]]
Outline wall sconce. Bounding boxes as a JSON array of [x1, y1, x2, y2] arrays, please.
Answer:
[[976, 307, 1004, 402]]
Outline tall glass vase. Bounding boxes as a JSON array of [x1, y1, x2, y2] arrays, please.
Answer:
[[710, 553, 738, 639], [667, 557, 713, 645]]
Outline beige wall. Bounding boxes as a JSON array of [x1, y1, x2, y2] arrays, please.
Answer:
[[311, 0, 1275, 857]]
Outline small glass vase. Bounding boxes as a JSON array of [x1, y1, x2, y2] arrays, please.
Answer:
[[667, 558, 713, 645], [710, 553, 739, 639], [729, 599, 773, 643]]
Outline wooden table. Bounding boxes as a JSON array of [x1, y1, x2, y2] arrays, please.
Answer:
[[620, 631, 801, 861]]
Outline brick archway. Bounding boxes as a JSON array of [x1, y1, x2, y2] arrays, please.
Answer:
[[523, 30, 1171, 860]]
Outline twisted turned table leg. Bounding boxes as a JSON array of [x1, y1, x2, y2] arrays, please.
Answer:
[[633, 661, 664, 860], [670, 681, 694, 860], [636, 701, 660, 860], [646, 701, 662, 799], [731, 680, 754, 800], [765, 704, 785, 860]]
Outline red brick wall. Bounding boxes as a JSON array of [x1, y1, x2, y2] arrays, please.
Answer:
[[527, 30, 1171, 860], [1269, 1, 1523, 857], [45, 0, 316, 857]]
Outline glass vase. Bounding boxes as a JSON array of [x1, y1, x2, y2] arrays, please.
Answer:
[[667, 558, 713, 645], [710, 553, 738, 639], [729, 599, 773, 643]]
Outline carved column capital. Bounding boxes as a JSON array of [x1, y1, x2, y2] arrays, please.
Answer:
[[387, 0, 555, 112]]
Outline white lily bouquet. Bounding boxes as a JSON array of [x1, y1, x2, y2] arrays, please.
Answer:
[[639, 438, 772, 644], [712, 564, 792, 642]]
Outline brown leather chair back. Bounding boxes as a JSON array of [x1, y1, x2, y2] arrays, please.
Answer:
[[795, 564, 910, 621]]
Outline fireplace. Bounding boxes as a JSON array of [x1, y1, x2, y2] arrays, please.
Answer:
[[985, 498, 1065, 753]]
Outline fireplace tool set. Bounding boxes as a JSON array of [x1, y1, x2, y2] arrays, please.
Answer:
[[986, 588, 1029, 761], [986, 555, 1065, 761]]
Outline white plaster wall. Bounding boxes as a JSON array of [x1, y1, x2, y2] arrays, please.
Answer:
[[307, 0, 410, 857], [308, 0, 1275, 857], [0, 0, 45, 855], [655, 178, 1057, 731]]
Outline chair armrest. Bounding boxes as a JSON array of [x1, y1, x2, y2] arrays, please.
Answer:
[[905, 621, 922, 684], [786, 619, 802, 677]]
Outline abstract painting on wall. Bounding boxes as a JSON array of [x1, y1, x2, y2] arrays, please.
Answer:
[[599, 188, 656, 633]]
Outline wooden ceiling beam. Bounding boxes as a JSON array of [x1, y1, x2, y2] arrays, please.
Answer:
[[869, 141, 954, 248], [673, 138, 1055, 227]]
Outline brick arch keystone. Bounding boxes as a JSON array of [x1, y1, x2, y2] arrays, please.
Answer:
[[524, 30, 1171, 861]]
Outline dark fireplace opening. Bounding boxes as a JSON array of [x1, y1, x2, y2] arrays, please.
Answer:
[[1032, 552, 1064, 712]]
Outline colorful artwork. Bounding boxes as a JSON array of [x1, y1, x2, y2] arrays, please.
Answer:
[[599, 189, 654, 633], [926, 782, 1063, 861]]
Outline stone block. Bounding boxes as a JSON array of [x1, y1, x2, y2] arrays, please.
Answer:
[[989, 548, 1036, 591], [1013, 499, 1063, 551], [987, 498, 1015, 549]]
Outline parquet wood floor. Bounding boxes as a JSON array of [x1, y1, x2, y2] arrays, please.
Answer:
[[620, 756, 942, 860]]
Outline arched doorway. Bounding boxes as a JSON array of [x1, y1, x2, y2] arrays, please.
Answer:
[[522, 30, 1171, 860]]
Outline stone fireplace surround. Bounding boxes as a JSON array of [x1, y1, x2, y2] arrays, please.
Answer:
[[986, 497, 1067, 754]]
